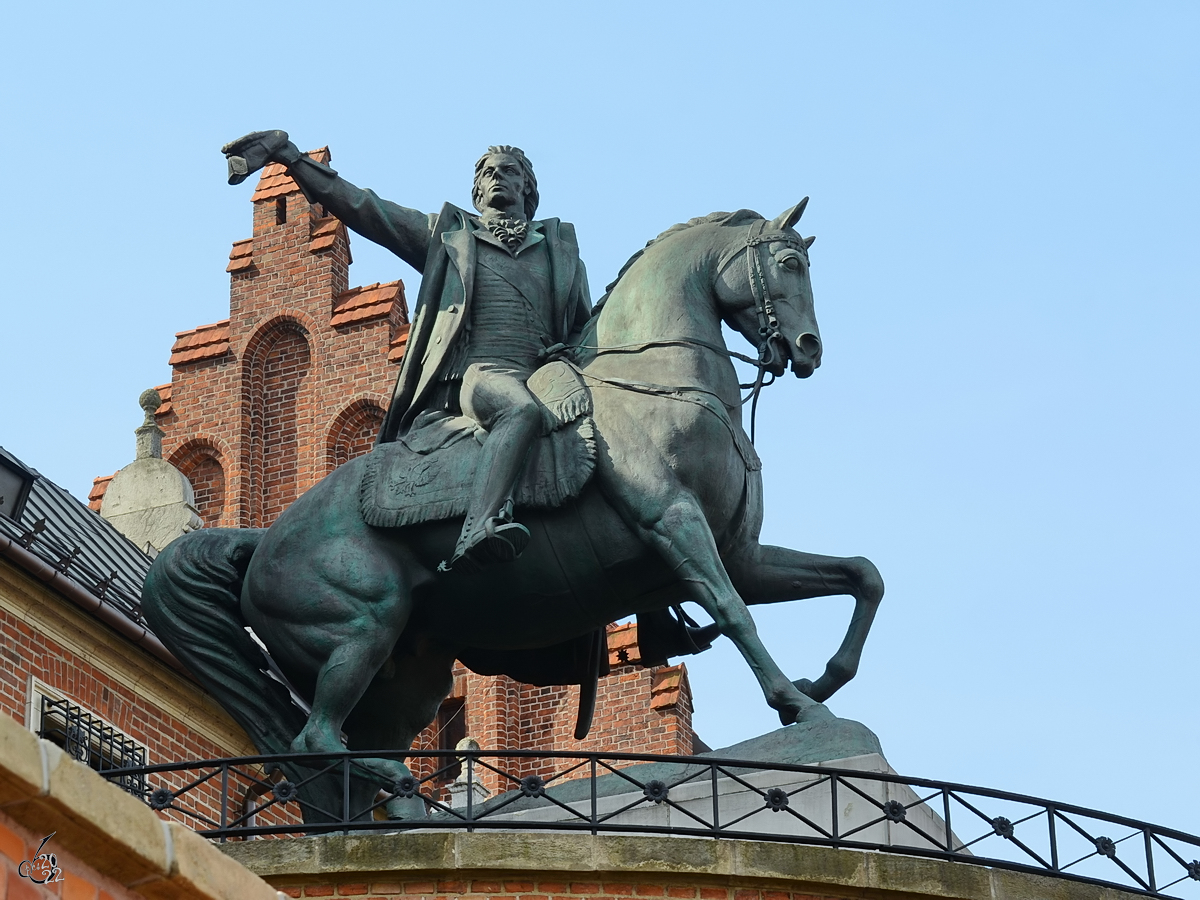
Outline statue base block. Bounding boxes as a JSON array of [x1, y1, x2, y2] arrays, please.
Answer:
[[444, 718, 961, 852], [701, 714, 885, 767]]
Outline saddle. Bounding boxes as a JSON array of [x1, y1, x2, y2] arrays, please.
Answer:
[[360, 361, 596, 529]]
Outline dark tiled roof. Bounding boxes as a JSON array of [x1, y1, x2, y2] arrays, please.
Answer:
[[0, 446, 151, 626]]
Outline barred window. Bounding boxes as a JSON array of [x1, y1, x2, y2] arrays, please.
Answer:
[[36, 695, 146, 796]]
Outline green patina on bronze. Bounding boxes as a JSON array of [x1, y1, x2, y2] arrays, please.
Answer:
[[142, 132, 884, 823]]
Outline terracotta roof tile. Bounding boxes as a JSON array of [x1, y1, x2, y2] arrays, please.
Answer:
[[88, 474, 115, 511], [388, 323, 411, 363], [170, 319, 231, 366], [650, 664, 688, 710], [311, 217, 339, 237], [332, 280, 404, 328], [154, 382, 173, 416], [225, 238, 254, 273], [250, 147, 331, 202]]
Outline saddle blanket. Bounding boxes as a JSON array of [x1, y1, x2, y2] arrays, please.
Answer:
[[360, 361, 596, 529]]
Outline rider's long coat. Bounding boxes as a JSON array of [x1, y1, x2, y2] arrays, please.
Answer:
[[284, 154, 592, 444]]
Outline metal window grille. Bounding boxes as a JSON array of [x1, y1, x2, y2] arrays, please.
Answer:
[[37, 696, 146, 796]]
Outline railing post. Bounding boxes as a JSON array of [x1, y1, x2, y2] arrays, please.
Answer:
[[342, 755, 351, 835], [466, 754, 475, 831], [710, 763, 719, 833], [219, 763, 229, 842], [1144, 828, 1156, 893], [942, 789, 953, 853], [1048, 805, 1059, 871], [590, 756, 598, 835], [830, 775, 839, 845]]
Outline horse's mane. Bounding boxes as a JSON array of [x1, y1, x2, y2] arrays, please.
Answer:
[[589, 209, 765, 318]]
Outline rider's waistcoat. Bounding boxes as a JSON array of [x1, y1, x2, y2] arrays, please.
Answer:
[[447, 229, 554, 377]]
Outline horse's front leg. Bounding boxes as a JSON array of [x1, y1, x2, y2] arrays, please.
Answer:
[[725, 545, 884, 703], [623, 496, 832, 726]]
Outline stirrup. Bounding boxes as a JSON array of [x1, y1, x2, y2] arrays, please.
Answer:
[[439, 515, 530, 572]]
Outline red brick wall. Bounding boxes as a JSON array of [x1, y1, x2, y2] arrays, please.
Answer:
[[171, 440, 226, 528], [1, 809, 146, 900], [250, 324, 312, 526], [327, 400, 385, 471], [0, 607, 238, 766], [408, 628, 694, 796], [187, 455, 226, 529]]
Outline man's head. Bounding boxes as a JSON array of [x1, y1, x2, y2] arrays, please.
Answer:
[[472, 146, 539, 220]]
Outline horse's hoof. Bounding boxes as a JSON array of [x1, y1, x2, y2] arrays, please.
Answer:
[[385, 794, 427, 821], [796, 702, 836, 724]]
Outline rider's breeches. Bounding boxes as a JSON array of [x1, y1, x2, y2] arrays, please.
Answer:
[[459, 362, 540, 528]]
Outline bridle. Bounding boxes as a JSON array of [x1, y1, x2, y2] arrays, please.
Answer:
[[715, 219, 811, 441]]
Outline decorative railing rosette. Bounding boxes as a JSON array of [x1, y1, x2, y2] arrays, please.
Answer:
[[104, 749, 1200, 900]]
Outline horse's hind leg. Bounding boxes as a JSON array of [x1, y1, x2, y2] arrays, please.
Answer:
[[343, 631, 457, 818], [246, 533, 416, 788], [726, 545, 884, 702]]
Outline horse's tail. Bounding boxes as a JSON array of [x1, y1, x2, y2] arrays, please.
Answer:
[[142, 528, 307, 756]]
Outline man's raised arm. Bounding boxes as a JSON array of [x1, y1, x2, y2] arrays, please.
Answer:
[[222, 130, 434, 273]]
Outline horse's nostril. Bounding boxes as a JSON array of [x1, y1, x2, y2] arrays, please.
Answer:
[[797, 332, 821, 358]]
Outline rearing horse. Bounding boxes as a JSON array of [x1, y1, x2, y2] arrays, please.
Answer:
[[143, 201, 883, 815]]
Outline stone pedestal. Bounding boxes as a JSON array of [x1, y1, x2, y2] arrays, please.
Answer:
[[100, 389, 202, 554], [446, 777, 491, 810]]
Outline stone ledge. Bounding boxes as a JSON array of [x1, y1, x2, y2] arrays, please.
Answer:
[[220, 831, 1147, 900], [0, 712, 280, 900]]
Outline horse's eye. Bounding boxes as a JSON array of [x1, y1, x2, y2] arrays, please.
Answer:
[[778, 254, 801, 271]]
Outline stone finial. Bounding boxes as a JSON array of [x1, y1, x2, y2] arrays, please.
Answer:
[[101, 390, 201, 554], [455, 737, 481, 754], [448, 736, 490, 809], [139, 388, 162, 427], [135, 389, 165, 460]]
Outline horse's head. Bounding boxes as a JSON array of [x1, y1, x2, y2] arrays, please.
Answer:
[[714, 200, 821, 378]]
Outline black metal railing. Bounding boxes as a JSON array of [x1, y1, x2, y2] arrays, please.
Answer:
[[38, 696, 146, 796], [103, 749, 1200, 899]]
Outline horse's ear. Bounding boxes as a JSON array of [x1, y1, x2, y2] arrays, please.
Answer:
[[803, 235, 816, 249], [770, 197, 809, 231]]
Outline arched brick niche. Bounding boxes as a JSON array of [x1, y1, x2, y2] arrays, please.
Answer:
[[244, 319, 312, 527], [168, 439, 227, 528], [325, 399, 386, 473]]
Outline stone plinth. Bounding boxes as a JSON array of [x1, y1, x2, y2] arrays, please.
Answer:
[[220, 830, 1150, 900]]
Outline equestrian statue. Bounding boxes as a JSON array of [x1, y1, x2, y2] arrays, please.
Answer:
[[142, 131, 885, 822]]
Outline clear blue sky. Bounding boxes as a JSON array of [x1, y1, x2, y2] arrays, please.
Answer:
[[2, 2, 1197, 835]]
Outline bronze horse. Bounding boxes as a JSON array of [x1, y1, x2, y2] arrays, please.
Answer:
[[143, 202, 883, 818]]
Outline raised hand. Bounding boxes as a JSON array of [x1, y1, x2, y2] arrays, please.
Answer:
[[221, 129, 293, 185]]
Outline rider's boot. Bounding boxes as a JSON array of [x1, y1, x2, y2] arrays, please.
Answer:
[[439, 382, 541, 573], [442, 498, 530, 573]]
